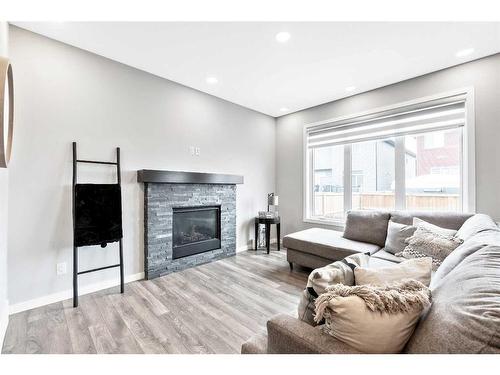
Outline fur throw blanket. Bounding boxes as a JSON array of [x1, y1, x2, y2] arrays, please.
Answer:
[[307, 253, 369, 294], [314, 279, 431, 323], [297, 253, 370, 326]]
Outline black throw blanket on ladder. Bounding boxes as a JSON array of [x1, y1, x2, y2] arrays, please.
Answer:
[[74, 183, 123, 248]]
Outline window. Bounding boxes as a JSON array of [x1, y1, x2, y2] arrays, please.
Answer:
[[424, 132, 445, 149], [351, 170, 364, 193], [351, 139, 395, 211], [311, 145, 344, 221], [304, 91, 473, 225], [405, 129, 462, 212]]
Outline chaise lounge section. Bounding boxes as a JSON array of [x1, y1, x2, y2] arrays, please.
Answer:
[[284, 211, 473, 270], [284, 228, 381, 270]]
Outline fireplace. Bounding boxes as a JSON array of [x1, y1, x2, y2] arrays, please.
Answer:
[[138, 169, 243, 279], [172, 205, 221, 259]]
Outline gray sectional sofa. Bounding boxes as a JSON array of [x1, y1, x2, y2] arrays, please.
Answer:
[[284, 211, 473, 270], [242, 210, 500, 354]]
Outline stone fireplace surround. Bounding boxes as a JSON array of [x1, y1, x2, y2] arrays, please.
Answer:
[[138, 170, 244, 279]]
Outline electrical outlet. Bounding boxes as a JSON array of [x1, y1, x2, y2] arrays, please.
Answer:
[[56, 262, 67, 276], [195, 147, 200, 156]]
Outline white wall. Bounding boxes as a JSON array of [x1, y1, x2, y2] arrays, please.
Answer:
[[276, 53, 500, 237], [8, 26, 276, 308], [0, 21, 9, 346]]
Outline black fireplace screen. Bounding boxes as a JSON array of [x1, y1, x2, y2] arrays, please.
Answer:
[[172, 205, 221, 259]]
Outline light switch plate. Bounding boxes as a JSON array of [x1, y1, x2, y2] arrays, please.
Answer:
[[56, 262, 67, 276]]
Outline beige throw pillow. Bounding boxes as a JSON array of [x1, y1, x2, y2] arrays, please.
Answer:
[[314, 279, 431, 353], [354, 257, 432, 287]]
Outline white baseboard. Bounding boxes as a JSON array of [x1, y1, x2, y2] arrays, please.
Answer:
[[236, 245, 252, 253], [0, 299, 8, 352], [9, 272, 144, 315], [237, 238, 281, 253]]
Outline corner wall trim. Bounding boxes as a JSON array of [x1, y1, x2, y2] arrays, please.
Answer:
[[9, 272, 144, 315], [236, 245, 252, 253]]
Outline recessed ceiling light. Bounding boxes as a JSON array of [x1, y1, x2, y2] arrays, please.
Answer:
[[275, 32, 291, 43], [206, 76, 218, 84], [280, 107, 289, 112], [345, 86, 356, 92], [456, 48, 474, 58]]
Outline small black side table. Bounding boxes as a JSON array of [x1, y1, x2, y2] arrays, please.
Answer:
[[254, 216, 280, 254]]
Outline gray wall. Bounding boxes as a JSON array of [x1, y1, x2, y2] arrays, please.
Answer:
[[0, 21, 9, 343], [8, 26, 276, 306], [276, 53, 500, 237]]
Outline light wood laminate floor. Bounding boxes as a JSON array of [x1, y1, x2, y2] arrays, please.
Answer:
[[2, 249, 308, 354]]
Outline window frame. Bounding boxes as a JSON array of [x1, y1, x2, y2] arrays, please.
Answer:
[[302, 88, 476, 227]]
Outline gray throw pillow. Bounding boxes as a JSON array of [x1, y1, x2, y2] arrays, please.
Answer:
[[343, 210, 390, 247], [384, 221, 417, 254]]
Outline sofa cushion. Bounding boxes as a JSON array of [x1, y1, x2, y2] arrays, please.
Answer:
[[405, 245, 500, 353], [287, 248, 333, 269], [372, 249, 405, 263], [456, 214, 500, 241], [432, 229, 500, 287], [390, 211, 472, 231], [355, 257, 432, 287], [343, 210, 390, 247], [283, 228, 381, 261], [384, 221, 417, 254], [241, 332, 268, 354], [266, 314, 362, 354]]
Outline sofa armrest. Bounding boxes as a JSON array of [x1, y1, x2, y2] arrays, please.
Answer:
[[266, 314, 361, 354]]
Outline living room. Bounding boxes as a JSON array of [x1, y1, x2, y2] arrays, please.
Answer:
[[1, 1, 500, 373]]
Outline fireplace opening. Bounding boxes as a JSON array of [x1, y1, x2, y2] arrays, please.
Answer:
[[172, 205, 221, 259]]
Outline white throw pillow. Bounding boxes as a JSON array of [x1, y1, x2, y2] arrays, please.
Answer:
[[413, 217, 457, 237], [314, 280, 431, 353], [354, 257, 432, 287]]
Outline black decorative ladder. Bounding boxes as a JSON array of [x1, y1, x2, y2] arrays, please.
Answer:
[[72, 142, 124, 308]]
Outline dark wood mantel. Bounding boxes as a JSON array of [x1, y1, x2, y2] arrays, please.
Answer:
[[137, 169, 244, 185]]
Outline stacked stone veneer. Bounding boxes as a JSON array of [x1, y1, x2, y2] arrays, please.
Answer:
[[144, 183, 237, 279]]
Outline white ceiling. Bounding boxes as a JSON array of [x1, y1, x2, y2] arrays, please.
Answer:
[[12, 22, 500, 117]]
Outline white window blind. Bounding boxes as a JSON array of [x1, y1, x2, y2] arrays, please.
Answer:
[[306, 94, 466, 149]]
